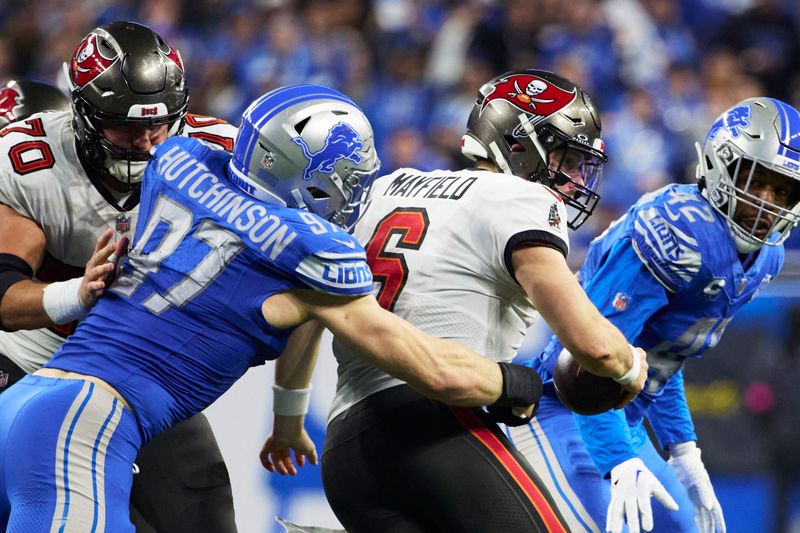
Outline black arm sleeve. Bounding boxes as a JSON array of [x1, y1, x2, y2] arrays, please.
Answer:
[[0, 253, 34, 327]]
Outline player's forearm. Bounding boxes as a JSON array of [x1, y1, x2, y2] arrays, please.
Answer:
[[343, 314, 504, 405], [576, 408, 638, 476], [0, 279, 53, 330], [516, 248, 633, 379], [274, 320, 324, 389], [568, 317, 633, 379]]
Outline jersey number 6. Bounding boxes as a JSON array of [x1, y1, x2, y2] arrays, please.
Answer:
[[364, 207, 429, 311]]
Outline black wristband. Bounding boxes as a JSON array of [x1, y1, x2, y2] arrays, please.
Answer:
[[492, 362, 543, 408]]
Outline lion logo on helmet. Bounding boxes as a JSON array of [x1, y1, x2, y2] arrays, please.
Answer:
[[708, 104, 751, 141], [0, 86, 23, 125], [292, 122, 364, 181]]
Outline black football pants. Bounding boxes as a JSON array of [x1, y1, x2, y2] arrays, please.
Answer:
[[322, 384, 568, 533]]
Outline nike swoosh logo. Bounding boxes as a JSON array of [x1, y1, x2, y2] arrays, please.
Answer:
[[331, 238, 356, 249]]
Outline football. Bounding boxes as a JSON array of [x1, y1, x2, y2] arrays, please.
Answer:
[[553, 349, 625, 415]]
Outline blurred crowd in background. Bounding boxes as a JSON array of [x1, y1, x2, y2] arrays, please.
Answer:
[[3, 1, 800, 530], [3, 0, 800, 256]]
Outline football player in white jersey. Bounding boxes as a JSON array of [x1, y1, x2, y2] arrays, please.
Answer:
[[0, 22, 237, 533], [262, 70, 648, 532]]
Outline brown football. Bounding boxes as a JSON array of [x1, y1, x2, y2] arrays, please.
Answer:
[[553, 349, 625, 415]]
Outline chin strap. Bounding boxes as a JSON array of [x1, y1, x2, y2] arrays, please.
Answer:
[[77, 146, 141, 212]]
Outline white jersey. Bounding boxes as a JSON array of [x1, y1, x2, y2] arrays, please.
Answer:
[[0, 110, 236, 373], [329, 167, 570, 421]]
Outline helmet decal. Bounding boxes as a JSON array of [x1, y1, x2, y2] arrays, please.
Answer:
[[163, 44, 184, 73], [227, 84, 379, 229], [708, 104, 751, 140], [70, 32, 117, 88], [699, 97, 800, 253], [0, 86, 23, 124], [292, 122, 364, 181], [480, 74, 576, 118], [770, 98, 800, 160]]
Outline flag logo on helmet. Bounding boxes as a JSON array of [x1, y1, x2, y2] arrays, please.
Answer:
[[0, 86, 23, 125], [480, 74, 576, 118], [708, 104, 751, 140], [70, 32, 117, 88], [292, 122, 364, 181]]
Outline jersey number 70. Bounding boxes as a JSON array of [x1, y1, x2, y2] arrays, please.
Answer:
[[364, 207, 429, 311]]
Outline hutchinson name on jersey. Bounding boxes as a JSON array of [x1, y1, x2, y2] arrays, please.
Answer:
[[0, 110, 236, 372]]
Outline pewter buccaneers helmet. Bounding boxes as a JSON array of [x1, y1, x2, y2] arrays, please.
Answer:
[[697, 98, 800, 253], [0, 80, 70, 128], [64, 21, 188, 190], [228, 84, 380, 230], [461, 69, 607, 229]]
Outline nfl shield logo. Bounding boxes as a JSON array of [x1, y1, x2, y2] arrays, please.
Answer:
[[116, 214, 131, 234], [612, 292, 630, 311], [261, 152, 276, 169]]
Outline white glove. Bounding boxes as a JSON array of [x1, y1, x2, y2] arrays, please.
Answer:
[[606, 458, 679, 533], [668, 442, 726, 533]]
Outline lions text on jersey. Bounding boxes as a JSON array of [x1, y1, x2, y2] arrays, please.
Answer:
[[509, 183, 782, 532], [45, 136, 373, 440]]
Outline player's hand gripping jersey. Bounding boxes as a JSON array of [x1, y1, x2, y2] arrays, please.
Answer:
[[531, 183, 782, 472], [46, 137, 373, 441], [0, 110, 236, 373], [329, 167, 570, 421]]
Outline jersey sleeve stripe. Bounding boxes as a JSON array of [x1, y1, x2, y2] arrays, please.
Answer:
[[631, 239, 678, 293], [503, 230, 568, 282], [315, 250, 367, 260]]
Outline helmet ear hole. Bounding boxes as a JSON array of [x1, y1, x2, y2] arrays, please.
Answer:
[[506, 138, 526, 152], [294, 117, 311, 135], [307, 187, 330, 199]]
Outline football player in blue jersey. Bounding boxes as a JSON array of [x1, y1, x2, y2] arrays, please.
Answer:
[[0, 24, 240, 533], [0, 84, 544, 532], [508, 96, 800, 533]]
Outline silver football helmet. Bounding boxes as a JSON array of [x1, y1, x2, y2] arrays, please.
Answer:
[[64, 21, 188, 191], [461, 69, 607, 229], [697, 97, 800, 253], [228, 84, 380, 230]]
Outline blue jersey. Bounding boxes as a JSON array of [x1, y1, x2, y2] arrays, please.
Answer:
[[529, 183, 783, 473], [46, 137, 373, 441]]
